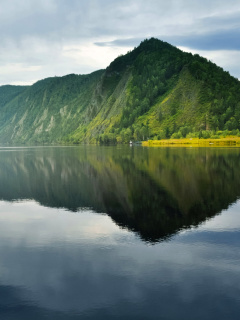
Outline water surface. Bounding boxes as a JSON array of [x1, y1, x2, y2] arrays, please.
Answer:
[[0, 146, 239, 319]]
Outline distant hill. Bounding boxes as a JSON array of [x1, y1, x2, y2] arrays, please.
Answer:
[[0, 38, 240, 144]]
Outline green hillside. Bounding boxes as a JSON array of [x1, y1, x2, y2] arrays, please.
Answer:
[[0, 38, 240, 144], [0, 85, 28, 109], [0, 71, 104, 143]]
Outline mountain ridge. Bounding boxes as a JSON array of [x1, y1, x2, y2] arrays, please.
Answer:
[[0, 37, 240, 144]]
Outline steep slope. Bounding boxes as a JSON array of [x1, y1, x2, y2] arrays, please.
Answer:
[[0, 71, 104, 143], [71, 38, 240, 143], [0, 38, 240, 144], [0, 85, 28, 109]]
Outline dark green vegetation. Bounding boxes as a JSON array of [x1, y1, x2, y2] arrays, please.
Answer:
[[0, 38, 240, 144], [0, 85, 27, 109], [0, 146, 240, 241]]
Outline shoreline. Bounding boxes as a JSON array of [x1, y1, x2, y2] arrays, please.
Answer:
[[142, 137, 240, 147]]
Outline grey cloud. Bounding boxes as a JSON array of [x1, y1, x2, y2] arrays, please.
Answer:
[[95, 28, 240, 51], [167, 11, 240, 51], [1, 0, 239, 43], [167, 29, 240, 51], [0, 0, 138, 42], [95, 38, 144, 48], [94, 6, 240, 52], [199, 11, 240, 29], [1, 0, 240, 83], [94, 6, 240, 51]]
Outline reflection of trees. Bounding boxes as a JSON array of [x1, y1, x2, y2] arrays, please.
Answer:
[[0, 146, 240, 242]]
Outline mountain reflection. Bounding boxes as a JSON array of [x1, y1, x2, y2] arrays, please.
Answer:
[[0, 146, 240, 242]]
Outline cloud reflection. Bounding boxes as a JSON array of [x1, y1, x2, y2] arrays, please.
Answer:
[[0, 199, 239, 319]]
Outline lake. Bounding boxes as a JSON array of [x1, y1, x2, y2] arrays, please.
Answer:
[[0, 145, 240, 319]]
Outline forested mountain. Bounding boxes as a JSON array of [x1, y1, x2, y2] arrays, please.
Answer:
[[0, 38, 240, 144]]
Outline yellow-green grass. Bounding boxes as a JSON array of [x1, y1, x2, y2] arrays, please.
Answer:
[[142, 136, 240, 147]]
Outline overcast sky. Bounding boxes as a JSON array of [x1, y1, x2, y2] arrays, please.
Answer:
[[1, 0, 240, 85]]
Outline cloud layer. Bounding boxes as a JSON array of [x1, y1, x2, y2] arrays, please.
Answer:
[[0, 0, 240, 84]]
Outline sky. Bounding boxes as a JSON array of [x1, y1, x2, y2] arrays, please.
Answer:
[[0, 0, 240, 86]]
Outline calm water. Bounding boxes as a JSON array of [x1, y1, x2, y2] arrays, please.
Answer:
[[0, 145, 240, 319]]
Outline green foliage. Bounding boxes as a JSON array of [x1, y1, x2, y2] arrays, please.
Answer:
[[0, 70, 104, 144], [171, 132, 182, 139], [187, 56, 240, 132], [118, 38, 193, 129], [97, 133, 117, 145], [0, 38, 240, 145], [0, 85, 27, 109]]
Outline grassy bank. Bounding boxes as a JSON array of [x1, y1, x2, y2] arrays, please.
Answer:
[[142, 136, 240, 147]]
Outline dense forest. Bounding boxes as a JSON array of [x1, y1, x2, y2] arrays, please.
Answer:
[[0, 38, 240, 144]]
